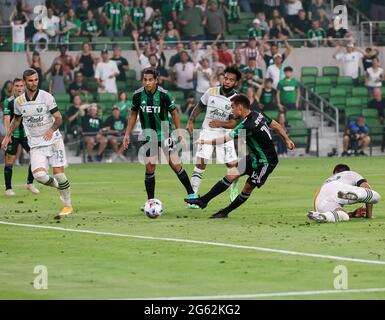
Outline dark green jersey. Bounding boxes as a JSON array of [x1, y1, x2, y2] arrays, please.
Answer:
[[277, 78, 299, 104], [307, 28, 326, 44], [3, 96, 26, 139], [82, 19, 100, 34], [102, 1, 125, 31], [152, 17, 164, 34], [260, 88, 276, 107], [230, 111, 278, 167], [130, 6, 145, 28], [248, 27, 266, 40], [131, 86, 176, 141], [226, 0, 239, 20], [172, 0, 184, 13]]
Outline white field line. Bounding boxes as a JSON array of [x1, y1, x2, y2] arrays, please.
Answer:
[[120, 287, 385, 300], [1, 221, 385, 266]]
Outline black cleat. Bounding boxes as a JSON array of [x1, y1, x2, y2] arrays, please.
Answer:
[[184, 197, 207, 209], [209, 210, 229, 219]]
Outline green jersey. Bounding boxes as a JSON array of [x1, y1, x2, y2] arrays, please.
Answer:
[[248, 27, 266, 40], [241, 66, 263, 82], [307, 28, 326, 45], [82, 19, 100, 34], [58, 20, 70, 43], [102, 1, 125, 31], [225, 0, 239, 20], [277, 78, 299, 104], [152, 17, 164, 34], [116, 100, 132, 119], [3, 96, 26, 139], [260, 88, 276, 108], [131, 86, 176, 141], [68, 18, 81, 35], [130, 6, 145, 29], [172, 0, 184, 13]]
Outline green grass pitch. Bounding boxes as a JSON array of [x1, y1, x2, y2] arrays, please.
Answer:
[[1, 157, 385, 300]]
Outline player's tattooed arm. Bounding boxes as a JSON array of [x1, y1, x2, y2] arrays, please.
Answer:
[[186, 104, 202, 135], [44, 111, 63, 141], [209, 119, 237, 129], [360, 181, 374, 219], [270, 120, 295, 150], [123, 110, 139, 150]]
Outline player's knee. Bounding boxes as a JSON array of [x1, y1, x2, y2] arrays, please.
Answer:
[[337, 210, 350, 221], [371, 190, 381, 203], [33, 170, 50, 185]]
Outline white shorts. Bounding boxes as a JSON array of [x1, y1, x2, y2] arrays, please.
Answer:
[[30, 139, 68, 172], [195, 130, 238, 164], [315, 181, 363, 213]]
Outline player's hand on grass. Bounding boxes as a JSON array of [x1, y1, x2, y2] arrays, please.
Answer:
[[209, 120, 222, 128], [43, 128, 54, 141], [1, 135, 12, 151], [286, 139, 295, 150], [123, 135, 130, 150]]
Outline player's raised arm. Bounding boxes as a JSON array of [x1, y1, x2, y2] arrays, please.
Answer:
[[269, 120, 295, 150]]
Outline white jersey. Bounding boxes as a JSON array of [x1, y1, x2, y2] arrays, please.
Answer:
[[14, 89, 62, 148], [322, 171, 366, 187], [200, 86, 237, 135]]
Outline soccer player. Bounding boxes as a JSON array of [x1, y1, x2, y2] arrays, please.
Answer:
[[1, 69, 73, 218], [3, 78, 39, 196], [307, 164, 381, 223], [185, 94, 295, 218], [123, 68, 195, 204], [186, 66, 242, 205]]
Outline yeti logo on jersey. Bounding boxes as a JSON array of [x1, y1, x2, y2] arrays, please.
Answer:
[[140, 105, 161, 113]]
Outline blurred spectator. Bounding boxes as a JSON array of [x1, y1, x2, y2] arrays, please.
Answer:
[[293, 9, 311, 39], [81, 9, 102, 39], [308, 0, 326, 21], [48, 60, 70, 94], [151, 8, 165, 36], [67, 8, 82, 37], [257, 12, 270, 33], [183, 93, 197, 115], [57, 13, 76, 45], [101, 0, 125, 38], [277, 66, 300, 111], [68, 71, 89, 102], [217, 42, 233, 67], [111, 47, 129, 83], [132, 30, 151, 69], [362, 47, 380, 71], [178, 0, 205, 41], [148, 53, 171, 86], [368, 88, 385, 123], [168, 42, 188, 68], [82, 103, 107, 162], [241, 56, 263, 86], [317, 9, 329, 31], [67, 95, 88, 137], [204, 0, 226, 41], [143, 0, 154, 22], [326, 22, 351, 47], [264, 0, 281, 20], [256, 77, 277, 111], [232, 48, 246, 70], [102, 106, 127, 161], [75, 42, 98, 79], [45, 7, 60, 39], [0, 81, 13, 102], [49, 44, 75, 80], [246, 87, 261, 112], [210, 50, 226, 72], [10, 2, 29, 52], [365, 57, 384, 96], [189, 41, 206, 66], [266, 53, 284, 89], [26, 42, 45, 86], [197, 0, 209, 13], [269, 16, 292, 40], [249, 18, 269, 41], [195, 58, 213, 101], [139, 21, 159, 43], [342, 116, 371, 156], [241, 38, 261, 64], [370, 0, 385, 23], [305, 20, 326, 47], [285, 0, 303, 28], [241, 69, 260, 93], [268, 9, 287, 30], [171, 0, 184, 22], [333, 43, 365, 86], [224, 0, 240, 24], [114, 91, 132, 119], [76, 0, 90, 22], [95, 49, 120, 93], [262, 40, 291, 68], [162, 20, 181, 49], [128, 0, 145, 31], [32, 28, 49, 53], [172, 51, 195, 99]]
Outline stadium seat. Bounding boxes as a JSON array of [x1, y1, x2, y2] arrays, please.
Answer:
[[362, 108, 379, 119], [351, 87, 368, 98], [315, 77, 332, 86], [126, 69, 137, 80], [86, 78, 98, 93], [345, 106, 362, 121], [170, 91, 185, 106], [40, 81, 49, 91], [314, 85, 331, 100], [286, 110, 303, 121], [322, 66, 339, 77], [366, 118, 384, 144], [239, 12, 255, 21], [54, 93, 71, 103], [301, 66, 318, 77], [263, 111, 278, 120], [300, 76, 316, 89], [98, 93, 117, 103], [346, 97, 363, 109], [288, 120, 308, 146], [329, 88, 346, 98], [329, 97, 346, 111], [93, 37, 113, 51], [117, 81, 127, 92], [337, 76, 353, 94]]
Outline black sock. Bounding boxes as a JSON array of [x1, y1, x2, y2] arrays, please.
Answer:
[[27, 164, 34, 185], [4, 164, 12, 190], [221, 191, 251, 215], [201, 177, 232, 204], [145, 173, 155, 199], [176, 168, 194, 195]]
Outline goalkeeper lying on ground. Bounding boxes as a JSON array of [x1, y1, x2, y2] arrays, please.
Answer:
[[307, 164, 381, 223]]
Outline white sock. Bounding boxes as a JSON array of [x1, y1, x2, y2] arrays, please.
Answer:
[[339, 188, 381, 205], [320, 210, 350, 223], [33, 171, 59, 188], [191, 167, 205, 194], [54, 173, 72, 207]]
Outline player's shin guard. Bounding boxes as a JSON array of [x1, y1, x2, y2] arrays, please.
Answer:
[[201, 177, 232, 204], [191, 167, 205, 194], [4, 164, 13, 190], [54, 173, 72, 207], [176, 168, 194, 195], [33, 171, 59, 188], [27, 164, 34, 185], [145, 173, 155, 199], [222, 191, 251, 214], [321, 210, 350, 223]]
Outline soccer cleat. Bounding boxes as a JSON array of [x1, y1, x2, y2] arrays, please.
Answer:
[[209, 210, 229, 219], [337, 191, 358, 201], [184, 196, 207, 209], [5, 189, 15, 196], [307, 211, 327, 223], [187, 193, 200, 209], [26, 183, 40, 194], [55, 206, 74, 219]]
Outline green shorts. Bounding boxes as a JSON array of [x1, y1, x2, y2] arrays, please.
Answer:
[[12, 43, 25, 52]]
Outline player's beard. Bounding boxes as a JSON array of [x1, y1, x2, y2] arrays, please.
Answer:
[[222, 85, 234, 94]]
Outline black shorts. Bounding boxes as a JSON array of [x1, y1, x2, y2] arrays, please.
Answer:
[[6, 137, 30, 156], [241, 155, 276, 188], [141, 137, 178, 158]]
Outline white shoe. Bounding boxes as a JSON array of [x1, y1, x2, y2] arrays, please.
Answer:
[[5, 189, 15, 196], [337, 191, 358, 201], [307, 211, 327, 223], [26, 183, 40, 194], [118, 154, 127, 161]]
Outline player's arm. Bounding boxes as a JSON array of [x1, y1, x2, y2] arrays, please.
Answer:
[[123, 110, 138, 149], [44, 111, 63, 141], [209, 119, 237, 129], [359, 181, 374, 219], [269, 120, 295, 150], [1, 115, 22, 150], [186, 103, 202, 136]]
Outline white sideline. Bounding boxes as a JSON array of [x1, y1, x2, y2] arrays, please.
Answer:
[[1, 221, 385, 266], [121, 287, 385, 300]]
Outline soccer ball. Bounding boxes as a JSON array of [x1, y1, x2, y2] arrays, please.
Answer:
[[144, 199, 163, 219]]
